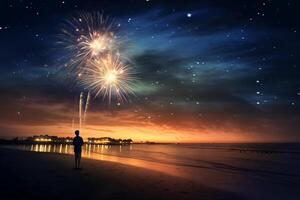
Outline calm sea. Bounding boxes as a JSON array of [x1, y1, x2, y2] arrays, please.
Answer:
[[2, 143, 300, 199]]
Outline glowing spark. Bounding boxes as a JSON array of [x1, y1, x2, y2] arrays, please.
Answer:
[[81, 55, 135, 104]]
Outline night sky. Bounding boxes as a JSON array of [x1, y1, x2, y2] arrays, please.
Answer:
[[0, 0, 299, 142]]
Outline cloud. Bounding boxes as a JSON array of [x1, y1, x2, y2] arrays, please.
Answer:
[[0, 4, 299, 142]]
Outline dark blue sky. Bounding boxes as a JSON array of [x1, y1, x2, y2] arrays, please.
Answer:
[[0, 0, 299, 142]]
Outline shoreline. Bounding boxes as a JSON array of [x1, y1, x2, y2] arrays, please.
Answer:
[[0, 148, 240, 200]]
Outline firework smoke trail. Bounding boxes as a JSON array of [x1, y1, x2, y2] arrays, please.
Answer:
[[72, 117, 75, 132], [83, 91, 90, 124], [79, 92, 83, 130]]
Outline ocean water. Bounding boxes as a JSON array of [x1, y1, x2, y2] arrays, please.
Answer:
[[2, 143, 300, 199]]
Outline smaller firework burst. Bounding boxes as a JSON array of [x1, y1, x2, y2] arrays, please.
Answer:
[[81, 54, 135, 104], [58, 12, 122, 73]]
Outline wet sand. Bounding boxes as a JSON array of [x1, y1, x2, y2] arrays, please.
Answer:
[[0, 148, 240, 200]]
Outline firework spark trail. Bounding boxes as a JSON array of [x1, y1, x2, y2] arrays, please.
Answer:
[[83, 91, 90, 124], [79, 92, 83, 130]]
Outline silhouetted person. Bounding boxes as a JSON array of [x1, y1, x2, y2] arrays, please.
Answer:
[[73, 130, 84, 169]]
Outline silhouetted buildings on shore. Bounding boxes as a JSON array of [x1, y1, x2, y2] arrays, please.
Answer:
[[29, 135, 73, 143], [0, 135, 133, 145], [87, 137, 133, 145]]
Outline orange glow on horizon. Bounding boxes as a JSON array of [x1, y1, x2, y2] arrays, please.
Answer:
[[0, 121, 293, 143], [0, 99, 298, 143]]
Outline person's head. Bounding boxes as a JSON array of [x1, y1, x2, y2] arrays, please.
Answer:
[[75, 130, 80, 136]]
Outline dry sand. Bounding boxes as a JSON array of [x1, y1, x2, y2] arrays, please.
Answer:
[[0, 148, 241, 200]]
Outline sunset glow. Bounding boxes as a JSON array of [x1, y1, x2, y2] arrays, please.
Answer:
[[0, 2, 299, 144]]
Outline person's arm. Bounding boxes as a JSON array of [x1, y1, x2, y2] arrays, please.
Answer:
[[80, 137, 84, 146], [73, 138, 75, 146]]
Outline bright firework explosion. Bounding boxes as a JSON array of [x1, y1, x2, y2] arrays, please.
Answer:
[[58, 12, 122, 74], [58, 12, 135, 104], [81, 54, 135, 104]]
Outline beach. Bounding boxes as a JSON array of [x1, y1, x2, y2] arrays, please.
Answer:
[[0, 148, 239, 200]]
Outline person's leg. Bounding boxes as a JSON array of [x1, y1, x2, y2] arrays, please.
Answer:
[[78, 151, 81, 168], [75, 152, 78, 168]]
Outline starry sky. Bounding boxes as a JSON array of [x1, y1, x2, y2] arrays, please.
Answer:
[[0, 0, 299, 142]]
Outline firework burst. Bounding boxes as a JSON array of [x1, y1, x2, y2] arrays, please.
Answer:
[[81, 54, 135, 104], [59, 12, 135, 105], [58, 12, 122, 73]]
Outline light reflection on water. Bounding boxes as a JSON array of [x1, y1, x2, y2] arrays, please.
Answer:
[[16, 144, 118, 157], [5, 143, 188, 179], [2, 143, 300, 200], [2, 142, 300, 199], [7, 144, 183, 197]]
